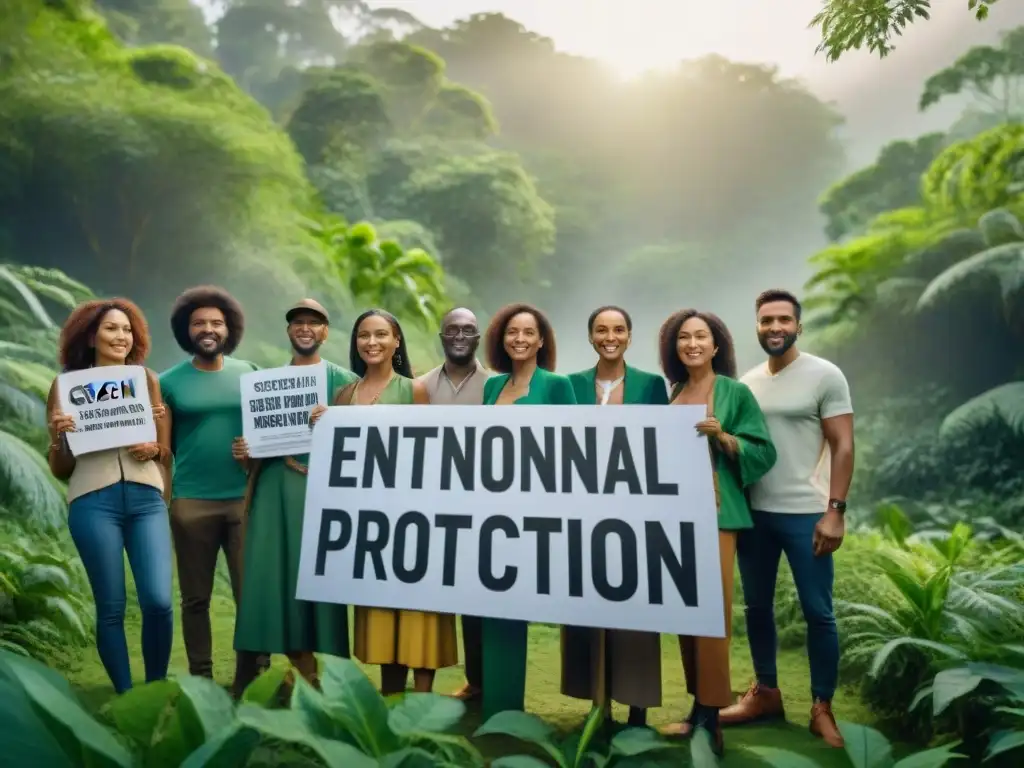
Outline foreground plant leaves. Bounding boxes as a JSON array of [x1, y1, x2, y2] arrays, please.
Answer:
[[241, 666, 288, 708], [148, 677, 240, 767], [475, 711, 564, 766], [387, 693, 465, 736], [318, 656, 400, 756], [102, 680, 179, 749], [236, 705, 376, 767], [0, 649, 132, 767], [179, 721, 261, 768], [689, 728, 720, 768], [744, 746, 822, 767], [0, 674, 78, 767]]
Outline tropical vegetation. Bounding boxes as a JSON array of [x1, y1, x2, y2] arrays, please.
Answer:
[[2, 1, 1024, 766]]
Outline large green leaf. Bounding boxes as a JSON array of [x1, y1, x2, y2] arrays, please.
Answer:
[[240, 665, 287, 707], [839, 721, 894, 768], [893, 742, 967, 767], [102, 680, 180, 749], [940, 382, 1024, 437], [318, 655, 400, 756], [917, 242, 1024, 316], [744, 746, 822, 767], [179, 721, 262, 768], [0, 265, 56, 328], [387, 692, 465, 735], [0, 649, 133, 767], [236, 705, 377, 767], [474, 711, 563, 766], [0, 429, 66, 529], [985, 730, 1024, 762], [0, 674, 77, 767]]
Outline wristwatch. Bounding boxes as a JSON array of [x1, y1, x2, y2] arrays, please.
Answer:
[[828, 498, 847, 514]]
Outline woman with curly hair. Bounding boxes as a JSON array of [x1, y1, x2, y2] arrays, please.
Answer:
[[656, 309, 776, 756], [46, 299, 173, 693], [309, 309, 457, 695], [478, 303, 576, 720], [158, 285, 264, 689]]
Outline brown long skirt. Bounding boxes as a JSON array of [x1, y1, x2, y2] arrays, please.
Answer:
[[679, 529, 737, 708], [560, 625, 662, 709]]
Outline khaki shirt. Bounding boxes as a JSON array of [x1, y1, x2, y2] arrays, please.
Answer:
[[418, 361, 492, 405]]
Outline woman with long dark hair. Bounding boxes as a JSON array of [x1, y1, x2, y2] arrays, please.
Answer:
[[656, 309, 776, 755], [309, 309, 457, 694], [46, 299, 173, 693], [479, 303, 576, 720]]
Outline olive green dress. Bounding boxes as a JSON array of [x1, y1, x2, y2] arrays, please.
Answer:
[[234, 361, 357, 656], [346, 375, 460, 670]]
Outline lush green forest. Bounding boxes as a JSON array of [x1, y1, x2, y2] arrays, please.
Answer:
[[2, 1, 1024, 766]]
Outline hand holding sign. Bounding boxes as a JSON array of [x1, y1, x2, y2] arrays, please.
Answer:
[[50, 410, 76, 438], [309, 404, 327, 429], [128, 442, 160, 462], [695, 417, 722, 438], [57, 365, 156, 456], [232, 437, 250, 463]]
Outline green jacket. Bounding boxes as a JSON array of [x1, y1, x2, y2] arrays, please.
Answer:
[[567, 364, 669, 405], [483, 366, 576, 405], [671, 376, 777, 530]]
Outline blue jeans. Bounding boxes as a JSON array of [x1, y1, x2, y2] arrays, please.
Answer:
[[68, 481, 173, 693], [736, 510, 839, 702]]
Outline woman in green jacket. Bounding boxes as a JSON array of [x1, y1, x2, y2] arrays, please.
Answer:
[[657, 309, 777, 756], [561, 305, 669, 728], [481, 302, 576, 720]]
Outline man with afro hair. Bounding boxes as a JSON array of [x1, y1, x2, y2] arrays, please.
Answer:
[[159, 285, 268, 691]]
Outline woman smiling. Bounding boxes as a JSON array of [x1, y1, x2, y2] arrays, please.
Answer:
[[309, 309, 456, 696], [479, 302, 576, 720], [657, 309, 776, 756], [46, 299, 173, 694], [561, 305, 669, 728]]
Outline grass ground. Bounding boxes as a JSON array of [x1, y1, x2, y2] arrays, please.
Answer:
[[59, 561, 881, 767]]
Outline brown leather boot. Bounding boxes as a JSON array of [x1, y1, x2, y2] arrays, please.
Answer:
[[809, 699, 844, 747], [719, 681, 785, 726]]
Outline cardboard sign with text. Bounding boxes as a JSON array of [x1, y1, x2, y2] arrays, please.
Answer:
[[297, 404, 725, 637], [58, 365, 156, 456]]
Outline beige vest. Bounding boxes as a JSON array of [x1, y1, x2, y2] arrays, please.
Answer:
[[67, 448, 164, 503], [418, 361, 491, 405]]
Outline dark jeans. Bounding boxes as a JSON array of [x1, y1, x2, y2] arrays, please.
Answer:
[[68, 481, 174, 694], [736, 510, 839, 702]]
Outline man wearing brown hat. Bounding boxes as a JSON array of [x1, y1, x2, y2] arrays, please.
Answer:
[[231, 299, 358, 694]]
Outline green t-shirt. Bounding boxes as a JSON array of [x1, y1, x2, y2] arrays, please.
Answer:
[[160, 356, 259, 501]]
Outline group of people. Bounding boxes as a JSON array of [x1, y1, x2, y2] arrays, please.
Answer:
[[46, 285, 854, 756]]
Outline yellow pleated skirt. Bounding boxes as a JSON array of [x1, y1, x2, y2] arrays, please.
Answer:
[[353, 607, 459, 669]]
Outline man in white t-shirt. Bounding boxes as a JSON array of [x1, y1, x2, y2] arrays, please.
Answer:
[[719, 289, 854, 749]]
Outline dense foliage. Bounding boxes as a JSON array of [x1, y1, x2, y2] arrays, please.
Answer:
[[2, 3, 1024, 766]]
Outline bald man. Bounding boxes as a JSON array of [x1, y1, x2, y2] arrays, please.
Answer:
[[417, 307, 492, 701]]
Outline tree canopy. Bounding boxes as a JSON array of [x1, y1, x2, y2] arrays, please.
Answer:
[[811, 0, 1000, 61]]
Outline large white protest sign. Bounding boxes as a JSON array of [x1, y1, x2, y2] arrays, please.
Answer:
[[297, 404, 725, 637], [241, 363, 328, 458], [58, 365, 156, 456]]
